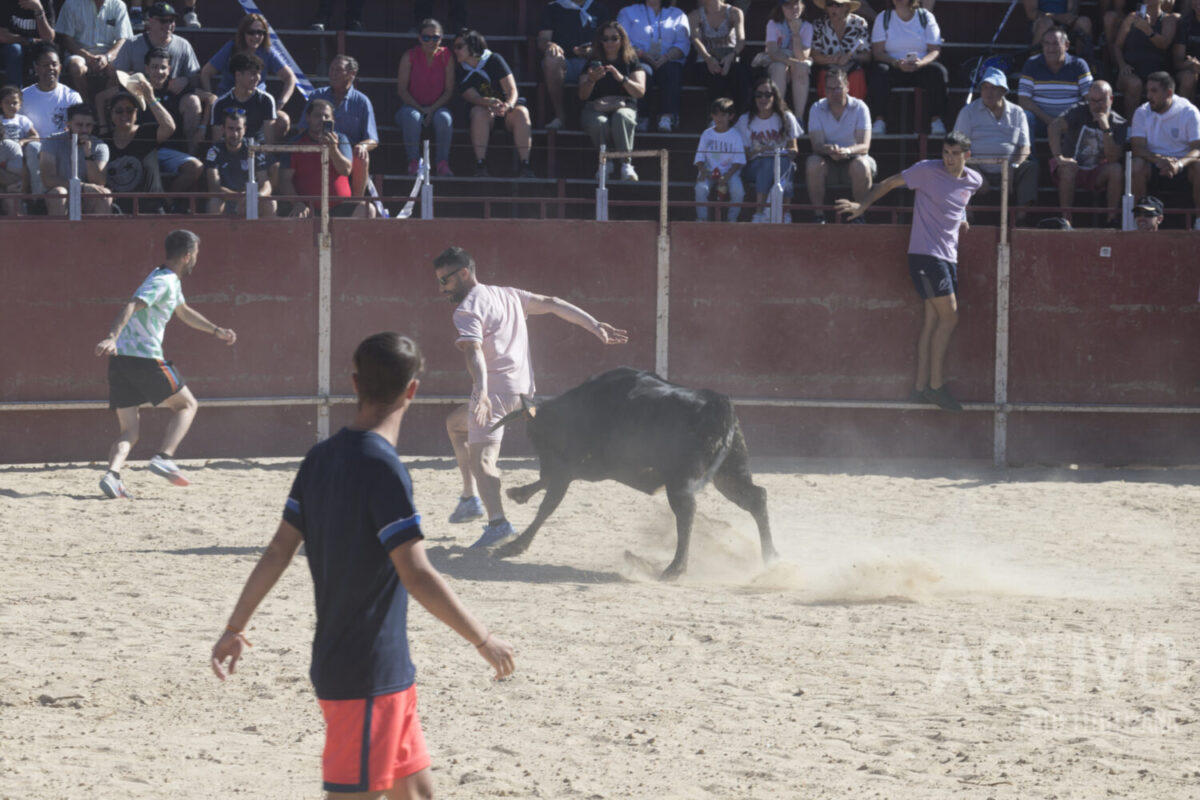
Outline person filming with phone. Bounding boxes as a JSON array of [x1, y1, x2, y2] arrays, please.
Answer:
[[278, 98, 374, 218], [579, 21, 646, 182]]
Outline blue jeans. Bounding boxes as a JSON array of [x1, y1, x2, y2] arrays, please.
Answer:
[[1022, 108, 1048, 141], [637, 59, 684, 119], [395, 105, 452, 164], [742, 155, 794, 198], [695, 174, 744, 221], [1, 42, 24, 86]]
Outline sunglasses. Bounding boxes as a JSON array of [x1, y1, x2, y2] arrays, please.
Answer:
[[755, 91, 774, 98], [437, 267, 465, 285], [420, 33, 441, 41], [113, 106, 137, 114], [246, 29, 266, 37], [601, 35, 621, 42]]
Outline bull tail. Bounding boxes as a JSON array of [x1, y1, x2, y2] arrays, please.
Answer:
[[487, 394, 537, 433]]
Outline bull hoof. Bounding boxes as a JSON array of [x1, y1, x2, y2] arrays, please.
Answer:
[[659, 562, 685, 582], [493, 539, 527, 559], [762, 546, 780, 565], [507, 486, 535, 504]]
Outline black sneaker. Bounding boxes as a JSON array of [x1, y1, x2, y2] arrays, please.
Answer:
[[345, 18, 363, 31], [924, 385, 963, 412], [811, 211, 826, 224], [473, 162, 489, 178], [518, 162, 536, 179], [907, 388, 933, 405]]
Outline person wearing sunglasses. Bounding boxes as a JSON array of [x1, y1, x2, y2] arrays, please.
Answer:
[[198, 12, 296, 124], [579, 21, 646, 180], [103, 85, 173, 214], [537, 0, 611, 131], [454, 28, 535, 178], [109, 3, 201, 99], [736, 76, 803, 222], [396, 18, 455, 176]]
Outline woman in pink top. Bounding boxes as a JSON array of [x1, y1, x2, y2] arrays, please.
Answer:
[[396, 18, 455, 176]]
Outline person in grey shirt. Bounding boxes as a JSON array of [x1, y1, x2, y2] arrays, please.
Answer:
[[952, 66, 1036, 217], [109, 3, 200, 93], [40, 101, 112, 214]]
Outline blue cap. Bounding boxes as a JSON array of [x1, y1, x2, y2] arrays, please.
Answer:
[[979, 67, 1009, 91]]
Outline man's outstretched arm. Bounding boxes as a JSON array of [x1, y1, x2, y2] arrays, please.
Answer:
[[836, 172, 907, 220], [524, 295, 629, 344]]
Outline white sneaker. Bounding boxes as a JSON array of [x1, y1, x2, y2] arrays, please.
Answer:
[[751, 210, 767, 223], [148, 454, 190, 487], [620, 162, 638, 182], [657, 114, 673, 132], [872, 119, 886, 135], [181, 9, 201, 28], [545, 117, 564, 131], [930, 118, 946, 136], [598, 160, 615, 180], [782, 212, 792, 223]]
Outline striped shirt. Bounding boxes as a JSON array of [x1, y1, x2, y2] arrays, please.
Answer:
[[1018, 54, 1092, 119], [54, 0, 131, 51]]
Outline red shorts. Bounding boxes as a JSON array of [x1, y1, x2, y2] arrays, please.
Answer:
[[318, 686, 431, 793], [1049, 158, 1109, 192]]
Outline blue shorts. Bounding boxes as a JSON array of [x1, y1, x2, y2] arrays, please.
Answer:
[[158, 147, 196, 177], [907, 253, 958, 299]]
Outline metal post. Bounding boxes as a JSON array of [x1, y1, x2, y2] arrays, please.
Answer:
[[768, 150, 783, 223], [245, 143, 258, 220], [317, 144, 332, 439], [655, 148, 670, 378], [595, 145, 609, 222], [68, 132, 81, 221], [993, 163, 1012, 466], [1121, 151, 1134, 231], [420, 139, 433, 219]]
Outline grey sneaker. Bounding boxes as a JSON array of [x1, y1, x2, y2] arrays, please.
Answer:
[[181, 9, 200, 28], [449, 495, 485, 524], [924, 385, 963, 412], [99, 472, 132, 499], [149, 454, 190, 486], [471, 519, 516, 549]]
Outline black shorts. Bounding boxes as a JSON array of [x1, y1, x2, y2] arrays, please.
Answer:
[[1147, 163, 1192, 194], [907, 253, 958, 299], [108, 355, 185, 410]]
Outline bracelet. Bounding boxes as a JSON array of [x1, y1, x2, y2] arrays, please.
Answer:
[[474, 632, 491, 649], [225, 625, 252, 645]]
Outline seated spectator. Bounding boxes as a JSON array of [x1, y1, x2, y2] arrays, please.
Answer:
[[762, 0, 813, 123], [1112, 0, 1178, 119], [952, 67, 1036, 219], [1, 84, 37, 203], [103, 86, 171, 213], [868, 0, 948, 135], [0, 0, 54, 87], [1048, 80, 1127, 225], [538, 0, 609, 130], [56, 0, 132, 107], [688, 0, 746, 114], [806, 67, 875, 222], [1133, 193, 1164, 228], [1130, 71, 1200, 229], [737, 76, 803, 223], [210, 53, 283, 145], [811, 0, 871, 101], [1175, 0, 1200, 101], [198, 12, 295, 134], [396, 18, 454, 176], [579, 20, 646, 181], [1024, 0, 1094, 48], [1019, 26, 1093, 139], [278, 98, 373, 218], [204, 109, 274, 217], [22, 43, 81, 196], [40, 101, 111, 214], [693, 96, 745, 220], [617, 0, 690, 131], [310, 0, 367, 32], [128, 0, 199, 30], [454, 28, 535, 178], [301, 54, 376, 197]]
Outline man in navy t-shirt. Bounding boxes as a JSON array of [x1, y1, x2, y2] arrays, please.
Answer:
[[212, 332, 515, 797]]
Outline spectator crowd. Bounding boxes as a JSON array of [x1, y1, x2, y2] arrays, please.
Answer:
[[0, 0, 1197, 227]]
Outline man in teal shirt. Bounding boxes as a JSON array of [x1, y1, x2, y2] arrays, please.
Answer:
[[93, 229, 237, 498]]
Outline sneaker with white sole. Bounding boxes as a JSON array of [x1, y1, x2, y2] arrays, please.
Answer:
[[448, 495, 485, 523], [99, 471, 132, 499], [181, 9, 200, 28], [751, 210, 768, 223], [471, 519, 517, 549], [657, 114, 673, 132], [148, 454, 190, 486], [872, 119, 886, 135], [930, 118, 946, 136], [620, 162, 638, 181], [545, 117, 565, 130]]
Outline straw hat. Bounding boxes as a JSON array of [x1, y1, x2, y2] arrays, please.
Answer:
[[114, 70, 153, 111], [813, 0, 862, 13]]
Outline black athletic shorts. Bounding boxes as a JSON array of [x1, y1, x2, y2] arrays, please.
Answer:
[[108, 355, 185, 410], [907, 253, 958, 299]]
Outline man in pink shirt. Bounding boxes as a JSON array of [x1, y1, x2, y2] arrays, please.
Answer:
[[434, 247, 629, 548], [836, 130, 983, 411]]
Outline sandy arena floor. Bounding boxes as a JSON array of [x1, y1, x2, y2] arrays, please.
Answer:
[[1, 456, 1197, 799]]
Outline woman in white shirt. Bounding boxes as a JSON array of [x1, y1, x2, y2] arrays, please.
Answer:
[[866, 0, 948, 135], [736, 76, 803, 222], [617, 0, 691, 131]]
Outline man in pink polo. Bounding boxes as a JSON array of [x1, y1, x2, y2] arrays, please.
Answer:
[[836, 130, 983, 411], [434, 246, 628, 548]]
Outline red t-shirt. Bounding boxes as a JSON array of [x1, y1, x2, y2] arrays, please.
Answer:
[[289, 132, 352, 200]]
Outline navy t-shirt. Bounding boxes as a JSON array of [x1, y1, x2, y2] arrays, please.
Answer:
[[283, 428, 425, 701], [457, 52, 513, 101]]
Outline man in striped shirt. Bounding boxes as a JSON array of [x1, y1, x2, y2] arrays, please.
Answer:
[[1018, 26, 1092, 138]]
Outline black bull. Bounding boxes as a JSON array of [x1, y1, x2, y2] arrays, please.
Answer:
[[489, 367, 779, 579]]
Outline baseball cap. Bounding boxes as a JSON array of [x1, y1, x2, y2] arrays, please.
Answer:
[[146, 2, 178, 19], [979, 67, 1009, 92], [1133, 195, 1163, 216]]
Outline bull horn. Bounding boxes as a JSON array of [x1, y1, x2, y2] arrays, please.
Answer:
[[488, 394, 536, 433]]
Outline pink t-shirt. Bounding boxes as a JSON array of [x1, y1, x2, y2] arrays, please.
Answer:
[[453, 284, 536, 398]]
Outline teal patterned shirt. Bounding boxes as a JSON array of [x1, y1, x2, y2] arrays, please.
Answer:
[[115, 267, 184, 359]]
